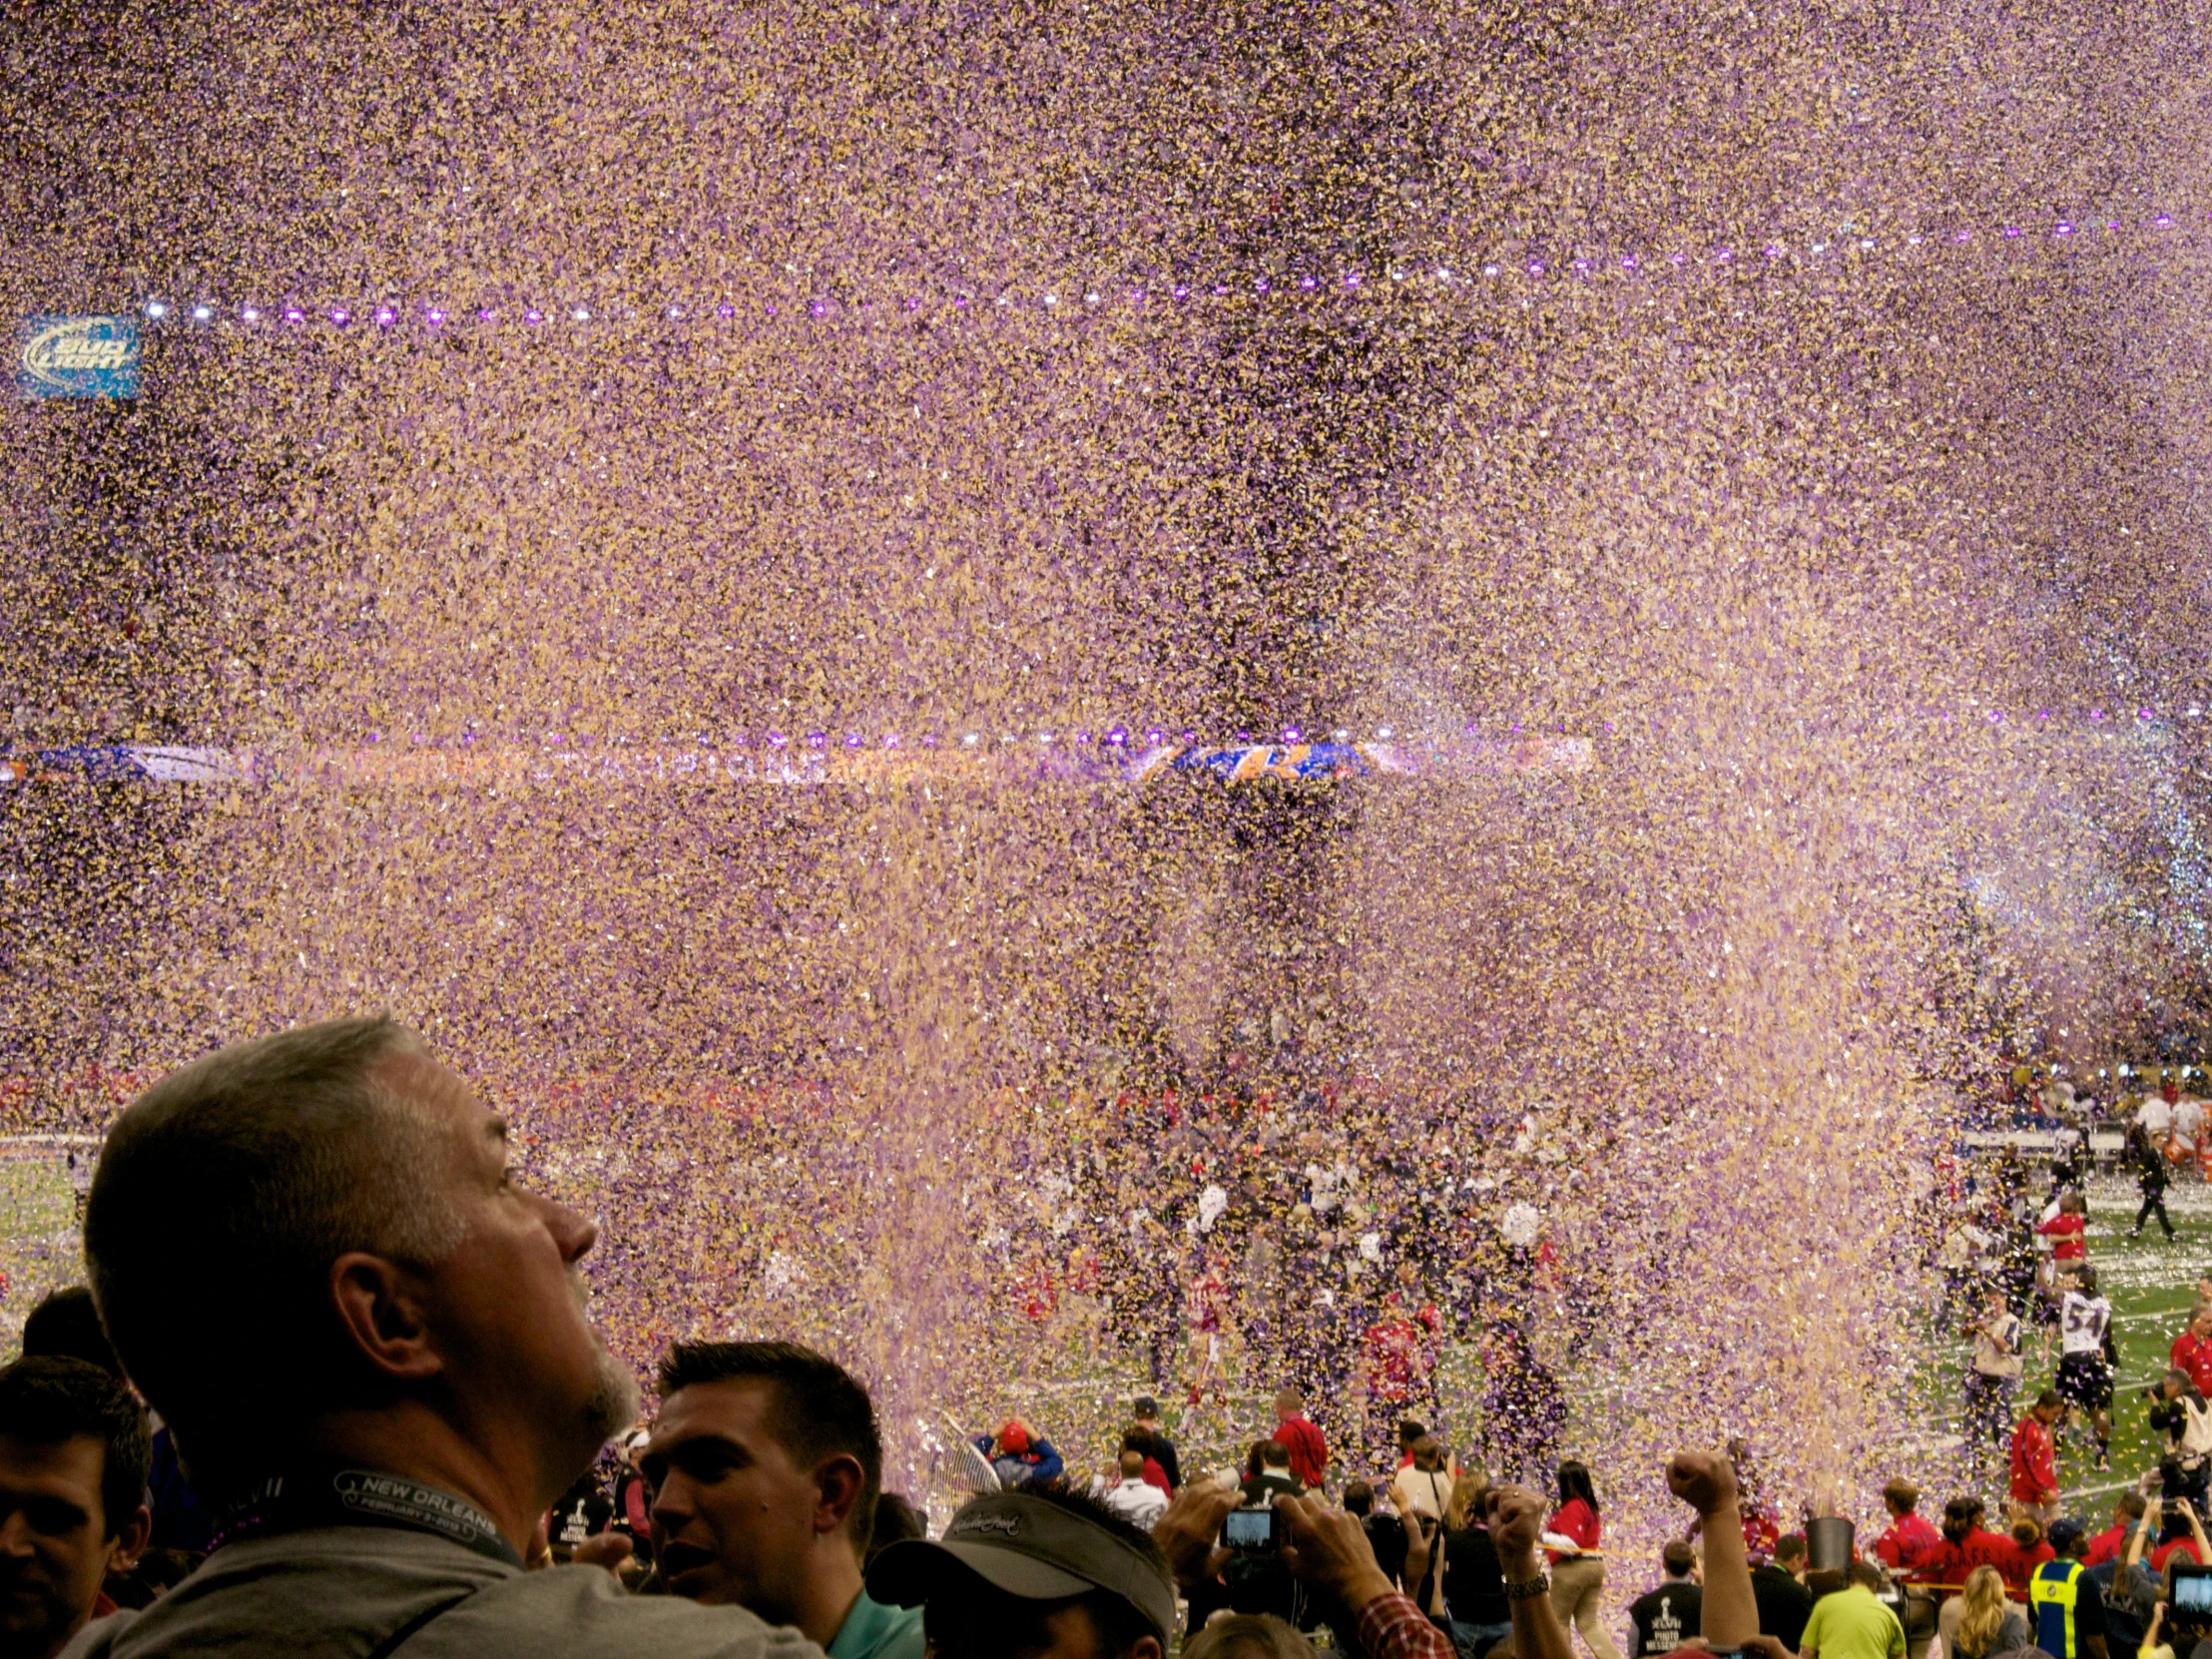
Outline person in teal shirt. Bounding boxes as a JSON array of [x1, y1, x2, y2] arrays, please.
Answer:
[[1798, 1562, 1906, 1659], [643, 1341, 924, 1659]]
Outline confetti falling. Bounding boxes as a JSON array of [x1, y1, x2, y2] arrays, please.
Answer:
[[4, 0, 2212, 1584]]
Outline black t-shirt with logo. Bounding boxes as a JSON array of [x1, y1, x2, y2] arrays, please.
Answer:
[[1629, 1582, 1703, 1659]]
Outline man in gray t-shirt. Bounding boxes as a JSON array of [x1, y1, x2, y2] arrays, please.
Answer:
[[64, 1017, 831, 1659]]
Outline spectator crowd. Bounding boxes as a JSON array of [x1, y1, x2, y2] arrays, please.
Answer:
[[7, 1017, 2212, 1659]]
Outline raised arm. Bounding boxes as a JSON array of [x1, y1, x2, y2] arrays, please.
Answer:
[[1668, 1451, 1758, 1652], [1490, 1484, 1577, 1659], [1273, 1492, 1456, 1659], [2127, 1499, 2160, 1570]]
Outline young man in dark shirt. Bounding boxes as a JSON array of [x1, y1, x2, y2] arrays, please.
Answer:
[[1752, 1533, 1815, 1652], [1628, 1541, 1703, 1659]]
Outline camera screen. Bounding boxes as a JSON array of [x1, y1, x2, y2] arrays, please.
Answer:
[[2173, 1571, 2212, 1614], [1223, 1508, 1275, 1547]]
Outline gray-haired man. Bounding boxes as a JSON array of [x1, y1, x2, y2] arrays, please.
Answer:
[[65, 1016, 825, 1659]]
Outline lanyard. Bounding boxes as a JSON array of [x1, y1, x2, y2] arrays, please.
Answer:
[[213, 1467, 523, 1570]]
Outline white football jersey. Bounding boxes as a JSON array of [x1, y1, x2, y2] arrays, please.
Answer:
[[2061, 1292, 2112, 1357]]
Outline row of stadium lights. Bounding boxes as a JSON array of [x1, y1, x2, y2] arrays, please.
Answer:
[[343, 704, 2204, 747], [132, 213, 2210, 328]]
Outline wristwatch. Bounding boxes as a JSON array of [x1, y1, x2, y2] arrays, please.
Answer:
[[1506, 1573, 1552, 1601]]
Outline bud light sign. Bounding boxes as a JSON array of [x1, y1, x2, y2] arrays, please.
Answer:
[[18, 315, 140, 399]]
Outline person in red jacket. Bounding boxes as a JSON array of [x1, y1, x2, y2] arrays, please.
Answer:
[[1271, 1385, 1330, 1491], [1870, 1479, 1941, 1573], [2010, 1390, 2063, 1525], [2173, 1307, 2212, 1397]]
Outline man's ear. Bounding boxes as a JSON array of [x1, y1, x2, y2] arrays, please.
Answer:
[[1121, 1637, 1165, 1659], [814, 1453, 866, 1537], [329, 1252, 443, 1382], [107, 1502, 152, 1574]]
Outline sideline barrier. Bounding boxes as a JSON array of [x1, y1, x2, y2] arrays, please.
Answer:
[[0, 737, 1593, 790]]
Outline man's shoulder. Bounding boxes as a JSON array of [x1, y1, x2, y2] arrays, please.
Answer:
[[420, 1565, 822, 1659], [66, 1533, 824, 1659]]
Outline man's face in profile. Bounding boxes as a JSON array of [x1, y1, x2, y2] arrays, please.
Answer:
[[643, 1378, 831, 1620], [378, 1052, 637, 1463]]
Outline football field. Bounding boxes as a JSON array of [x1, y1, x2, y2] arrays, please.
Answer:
[[1922, 1169, 2212, 1511]]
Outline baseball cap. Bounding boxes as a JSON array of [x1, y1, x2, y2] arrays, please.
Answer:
[[865, 1491, 1177, 1642], [2049, 1517, 2086, 1550]]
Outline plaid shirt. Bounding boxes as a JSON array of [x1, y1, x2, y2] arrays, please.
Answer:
[[1355, 1591, 1456, 1659]]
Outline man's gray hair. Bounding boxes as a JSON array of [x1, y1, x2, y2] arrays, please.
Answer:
[[85, 1015, 467, 1499]]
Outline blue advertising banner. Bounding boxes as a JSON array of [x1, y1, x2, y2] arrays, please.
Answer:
[[17, 315, 141, 399]]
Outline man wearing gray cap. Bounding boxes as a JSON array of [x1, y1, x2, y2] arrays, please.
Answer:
[[866, 1488, 1176, 1659]]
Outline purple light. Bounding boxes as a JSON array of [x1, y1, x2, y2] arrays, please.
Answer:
[[2054, 223, 2074, 237], [1621, 255, 1638, 270], [881, 734, 899, 748], [523, 308, 543, 323], [718, 303, 736, 317], [1145, 729, 1164, 744], [2090, 710, 2105, 722], [1128, 289, 1143, 302], [1670, 254, 1687, 267], [2037, 710, 2052, 722], [1299, 276, 1318, 289], [1172, 285, 1190, 298], [284, 306, 305, 322], [1987, 710, 2003, 724], [2002, 226, 2021, 239], [241, 306, 261, 321], [1571, 258, 1589, 273], [1527, 261, 1544, 276], [843, 733, 861, 748], [1074, 730, 1093, 744], [767, 731, 787, 747], [1715, 249, 1732, 262], [425, 307, 445, 324], [374, 307, 395, 325], [1343, 273, 1362, 286], [329, 307, 350, 324], [1955, 230, 1971, 243], [949, 297, 963, 307], [904, 297, 920, 310], [807, 732, 827, 748], [1211, 284, 1228, 296], [2106, 221, 2121, 232], [1763, 244, 1782, 258], [2155, 214, 2174, 228], [1282, 727, 1302, 743], [478, 308, 497, 321], [2140, 707, 2156, 720], [1106, 728, 1128, 745], [1255, 279, 1270, 292], [1181, 730, 1197, 743], [810, 301, 827, 316]]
